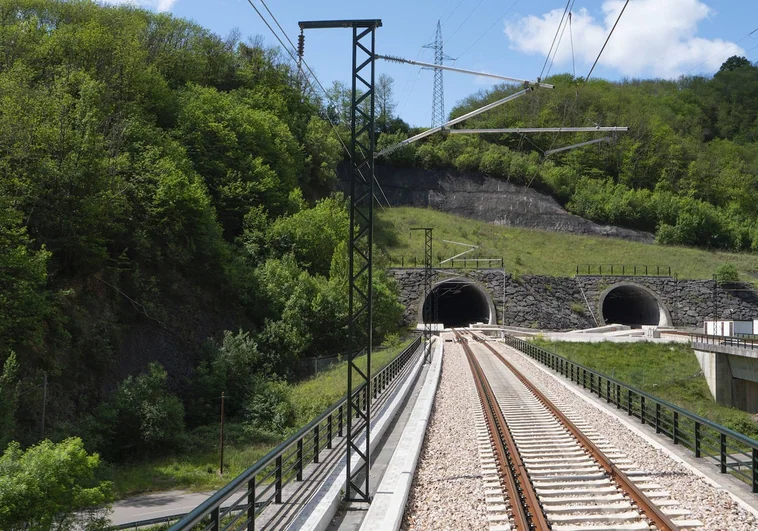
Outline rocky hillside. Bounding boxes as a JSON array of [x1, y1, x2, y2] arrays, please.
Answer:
[[343, 166, 654, 243]]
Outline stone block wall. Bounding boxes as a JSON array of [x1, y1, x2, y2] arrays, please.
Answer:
[[387, 268, 758, 331]]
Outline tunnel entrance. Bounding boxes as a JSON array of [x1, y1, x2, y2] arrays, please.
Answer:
[[421, 280, 493, 328], [600, 283, 671, 328]]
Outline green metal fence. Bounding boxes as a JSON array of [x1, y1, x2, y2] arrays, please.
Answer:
[[503, 334, 758, 492]]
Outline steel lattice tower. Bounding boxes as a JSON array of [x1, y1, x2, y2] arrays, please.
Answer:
[[426, 21, 445, 128]]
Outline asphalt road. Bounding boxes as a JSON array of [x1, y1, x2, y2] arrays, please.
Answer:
[[109, 490, 212, 526]]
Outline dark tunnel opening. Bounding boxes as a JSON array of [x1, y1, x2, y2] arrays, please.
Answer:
[[601, 285, 664, 328], [422, 281, 491, 328]]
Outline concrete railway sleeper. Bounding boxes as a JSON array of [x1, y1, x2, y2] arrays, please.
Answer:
[[454, 328, 693, 530]]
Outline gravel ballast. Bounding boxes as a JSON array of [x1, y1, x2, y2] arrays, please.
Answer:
[[498, 340, 758, 531], [402, 336, 488, 529]]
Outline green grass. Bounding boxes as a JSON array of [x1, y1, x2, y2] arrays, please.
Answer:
[[109, 336, 418, 499], [531, 339, 758, 440], [376, 207, 758, 281]]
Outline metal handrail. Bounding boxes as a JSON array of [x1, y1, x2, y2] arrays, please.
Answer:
[[388, 257, 504, 269], [690, 332, 758, 350], [575, 264, 672, 276], [502, 334, 758, 492], [167, 335, 422, 531]]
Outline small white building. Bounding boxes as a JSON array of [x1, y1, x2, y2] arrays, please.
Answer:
[[704, 320, 753, 337]]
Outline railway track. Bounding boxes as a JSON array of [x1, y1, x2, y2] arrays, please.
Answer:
[[453, 329, 701, 530]]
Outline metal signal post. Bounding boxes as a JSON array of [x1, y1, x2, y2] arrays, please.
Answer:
[[298, 18, 381, 503], [411, 228, 433, 361]]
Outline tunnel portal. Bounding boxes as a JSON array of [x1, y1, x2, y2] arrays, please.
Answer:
[[421, 280, 493, 328], [600, 283, 671, 328]]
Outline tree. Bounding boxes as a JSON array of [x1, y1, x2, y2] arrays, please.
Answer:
[[98, 363, 186, 458], [376, 73, 397, 133], [0, 437, 112, 531], [0, 353, 19, 449], [719, 55, 752, 73]]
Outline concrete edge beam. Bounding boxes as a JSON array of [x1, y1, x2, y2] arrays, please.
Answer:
[[359, 338, 444, 531], [291, 340, 430, 531]]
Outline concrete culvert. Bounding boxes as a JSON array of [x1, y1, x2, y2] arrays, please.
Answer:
[[600, 283, 672, 328], [421, 280, 494, 328]]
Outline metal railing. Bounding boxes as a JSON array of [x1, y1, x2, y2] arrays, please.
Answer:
[[575, 264, 672, 277], [502, 334, 758, 492], [690, 332, 758, 351], [390, 257, 504, 269], [167, 335, 422, 531]]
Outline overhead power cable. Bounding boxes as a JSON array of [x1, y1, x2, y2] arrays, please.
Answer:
[[445, 0, 486, 44], [456, 0, 522, 60], [249, 0, 392, 209], [584, 0, 630, 82], [540, 0, 572, 80]]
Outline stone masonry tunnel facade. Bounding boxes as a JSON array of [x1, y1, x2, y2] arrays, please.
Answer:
[[420, 279, 496, 328], [388, 269, 758, 330], [599, 283, 673, 328]]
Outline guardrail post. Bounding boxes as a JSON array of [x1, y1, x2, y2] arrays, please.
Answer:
[[753, 448, 758, 493], [606, 379, 610, 403], [211, 507, 220, 531], [247, 476, 256, 531], [655, 403, 661, 433], [615, 384, 621, 409], [673, 411, 679, 444], [720, 434, 727, 473], [634, 265, 637, 275], [297, 439, 303, 481], [275, 455, 283, 503], [582, 368, 586, 389], [314, 424, 320, 463], [694, 422, 701, 457], [640, 396, 646, 425], [338, 405, 344, 437], [627, 390, 632, 416], [327, 413, 333, 449]]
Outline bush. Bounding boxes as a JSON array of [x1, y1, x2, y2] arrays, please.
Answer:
[[0, 438, 112, 530], [96, 363, 186, 459], [715, 263, 740, 283], [245, 378, 294, 435]]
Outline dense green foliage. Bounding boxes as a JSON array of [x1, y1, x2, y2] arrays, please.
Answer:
[[0, 0, 404, 492], [0, 437, 112, 530], [531, 340, 758, 439], [382, 61, 758, 252], [109, 336, 415, 497]]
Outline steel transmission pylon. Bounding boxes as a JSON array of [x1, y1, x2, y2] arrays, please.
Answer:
[[298, 18, 381, 503], [411, 228, 433, 362], [423, 21, 454, 128]]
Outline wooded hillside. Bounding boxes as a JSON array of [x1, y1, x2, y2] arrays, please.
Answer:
[[0, 0, 402, 475], [381, 58, 758, 253]]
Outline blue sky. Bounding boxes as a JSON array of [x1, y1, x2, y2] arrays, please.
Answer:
[[105, 0, 758, 128]]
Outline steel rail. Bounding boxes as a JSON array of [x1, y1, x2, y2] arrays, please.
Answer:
[[469, 331, 680, 531], [453, 329, 548, 530]]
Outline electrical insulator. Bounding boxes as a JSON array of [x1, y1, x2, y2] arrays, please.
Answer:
[[297, 33, 305, 59]]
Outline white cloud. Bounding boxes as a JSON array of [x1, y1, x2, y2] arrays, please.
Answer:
[[504, 0, 744, 78], [99, 0, 178, 12]]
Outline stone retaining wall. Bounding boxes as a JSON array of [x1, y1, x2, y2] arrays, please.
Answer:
[[388, 269, 758, 330]]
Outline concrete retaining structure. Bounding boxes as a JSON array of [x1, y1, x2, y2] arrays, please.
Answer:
[[388, 269, 758, 330], [694, 342, 758, 413]]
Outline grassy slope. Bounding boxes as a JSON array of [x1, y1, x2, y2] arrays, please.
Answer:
[[110, 337, 417, 498], [376, 207, 758, 280], [531, 339, 758, 439]]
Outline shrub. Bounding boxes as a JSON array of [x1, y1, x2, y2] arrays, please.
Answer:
[[570, 303, 586, 315], [245, 378, 294, 435], [0, 438, 112, 530], [715, 263, 740, 283]]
